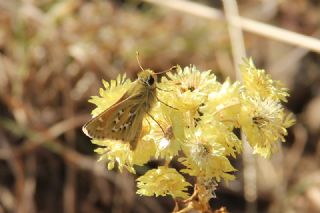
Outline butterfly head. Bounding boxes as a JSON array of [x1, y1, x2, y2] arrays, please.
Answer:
[[138, 69, 157, 88]]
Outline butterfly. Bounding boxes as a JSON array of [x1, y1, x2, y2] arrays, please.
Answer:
[[82, 69, 157, 150]]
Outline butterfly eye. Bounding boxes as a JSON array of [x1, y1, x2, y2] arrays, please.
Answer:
[[147, 75, 154, 85]]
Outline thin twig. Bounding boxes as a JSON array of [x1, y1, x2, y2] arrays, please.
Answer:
[[63, 80, 76, 213], [11, 114, 89, 156], [0, 133, 24, 213]]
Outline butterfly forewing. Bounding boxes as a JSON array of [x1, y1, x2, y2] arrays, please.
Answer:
[[83, 95, 138, 137], [82, 70, 157, 150]]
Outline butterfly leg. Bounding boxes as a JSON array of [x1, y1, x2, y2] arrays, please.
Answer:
[[145, 111, 165, 135]]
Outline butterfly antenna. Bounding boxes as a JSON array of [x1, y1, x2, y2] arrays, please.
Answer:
[[136, 51, 145, 71], [156, 86, 173, 92], [155, 65, 178, 75]]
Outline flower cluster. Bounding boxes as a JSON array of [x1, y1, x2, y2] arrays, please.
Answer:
[[87, 58, 294, 211]]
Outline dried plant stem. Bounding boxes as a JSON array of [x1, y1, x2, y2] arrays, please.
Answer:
[[143, 0, 320, 54], [143, 0, 224, 20], [222, 0, 246, 75], [222, 1, 257, 213]]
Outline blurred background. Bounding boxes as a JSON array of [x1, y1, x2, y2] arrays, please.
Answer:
[[0, 0, 320, 212]]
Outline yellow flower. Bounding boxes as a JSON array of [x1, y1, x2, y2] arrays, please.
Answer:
[[163, 65, 220, 94], [89, 74, 131, 116], [201, 80, 241, 129], [159, 65, 219, 114], [240, 58, 289, 102], [137, 166, 191, 199], [239, 95, 295, 158], [93, 133, 157, 173], [200, 122, 242, 158], [143, 103, 185, 160], [93, 139, 135, 173], [133, 129, 157, 165], [180, 127, 236, 182]]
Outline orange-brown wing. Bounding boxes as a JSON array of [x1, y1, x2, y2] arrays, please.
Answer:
[[82, 92, 145, 144]]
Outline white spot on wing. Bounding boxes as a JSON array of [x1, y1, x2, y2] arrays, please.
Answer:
[[112, 127, 118, 132], [118, 109, 124, 116], [114, 117, 120, 124]]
